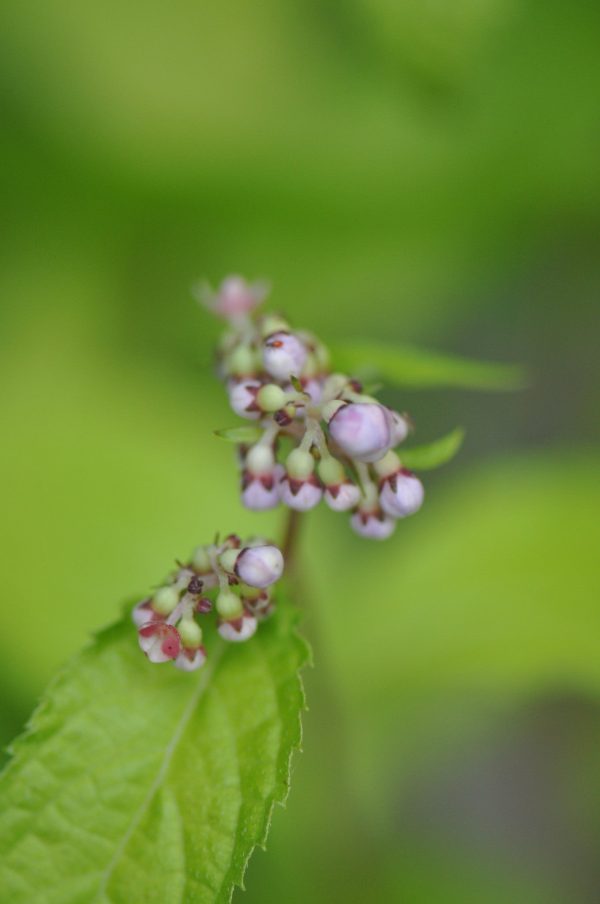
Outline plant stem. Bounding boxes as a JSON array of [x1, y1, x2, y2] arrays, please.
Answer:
[[281, 508, 303, 575]]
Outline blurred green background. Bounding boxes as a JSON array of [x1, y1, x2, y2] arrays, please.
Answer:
[[1, 0, 599, 901]]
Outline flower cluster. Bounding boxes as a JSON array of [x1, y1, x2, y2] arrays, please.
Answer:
[[199, 276, 424, 540], [132, 534, 284, 670]]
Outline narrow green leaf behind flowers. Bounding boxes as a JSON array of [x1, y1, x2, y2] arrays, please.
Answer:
[[400, 427, 465, 471]]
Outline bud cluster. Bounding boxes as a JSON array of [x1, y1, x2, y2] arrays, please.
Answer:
[[132, 534, 284, 670], [200, 276, 425, 540]]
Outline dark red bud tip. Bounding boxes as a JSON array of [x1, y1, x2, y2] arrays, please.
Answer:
[[400, 467, 415, 477], [349, 379, 363, 392], [224, 533, 242, 548], [196, 597, 213, 613], [187, 576, 204, 595], [274, 410, 292, 426]]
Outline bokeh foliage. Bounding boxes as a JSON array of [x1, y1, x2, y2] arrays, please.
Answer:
[[0, 0, 599, 900]]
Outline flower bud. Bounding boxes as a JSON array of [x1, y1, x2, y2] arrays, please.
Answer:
[[388, 409, 410, 446], [191, 545, 212, 573], [325, 481, 361, 512], [202, 275, 268, 319], [235, 545, 284, 588], [177, 616, 203, 649], [218, 614, 258, 643], [286, 448, 315, 480], [216, 590, 244, 620], [328, 402, 393, 463], [242, 446, 284, 511], [263, 331, 307, 380], [256, 383, 287, 413], [174, 646, 207, 671], [138, 622, 181, 663], [380, 469, 424, 518], [218, 547, 240, 574], [350, 508, 396, 541], [132, 599, 161, 628], [279, 474, 323, 512], [226, 344, 258, 379], [152, 585, 180, 616], [228, 380, 261, 419]]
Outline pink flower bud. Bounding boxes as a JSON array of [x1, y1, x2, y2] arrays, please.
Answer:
[[235, 544, 284, 588], [387, 409, 410, 446], [263, 332, 307, 380], [138, 622, 181, 663], [328, 403, 393, 463], [218, 614, 258, 642], [324, 481, 361, 512], [201, 275, 269, 319], [228, 380, 261, 419], [241, 464, 284, 511], [174, 646, 207, 671], [279, 474, 323, 511], [350, 508, 396, 540], [380, 469, 424, 518]]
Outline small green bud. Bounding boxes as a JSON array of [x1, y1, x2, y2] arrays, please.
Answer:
[[226, 344, 256, 377], [373, 450, 401, 479], [246, 444, 275, 474], [256, 383, 286, 412], [219, 548, 239, 573], [216, 590, 244, 620], [286, 448, 315, 480], [192, 545, 212, 573], [260, 314, 290, 338], [152, 585, 180, 616], [318, 456, 345, 486], [178, 617, 203, 648]]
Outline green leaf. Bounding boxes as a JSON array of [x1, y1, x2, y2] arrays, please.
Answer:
[[0, 591, 308, 904], [400, 427, 465, 471], [330, 340, 526, 391], [214, 426, 263, 443]]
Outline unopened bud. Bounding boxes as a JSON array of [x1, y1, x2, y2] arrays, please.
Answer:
[[218, 614, 258, 642], [380, 469, 424, 518], [328, 402, 393, 463], [256, 383, 287, 413], [178, 616, 203, 649], [152, 585, 180, 616], [235, 545, 284, 588], [286, 448, 315, 480], [216, 590, 244, 620], [228, 380, 261, 419], [263, 331, 307, 380]]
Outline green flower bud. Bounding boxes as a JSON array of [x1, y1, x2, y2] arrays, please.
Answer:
[[286, 448, 315, 480], [238, 581, 262, 600], [260, 314, 290, 338], [178, 617, 203, 648], [152, 585, 180, 616], [219, 548, 240, 573], [192, 545, 212, 573], [372, 450, 401, 479], [256, 383, 286, 413], [216, 590, 244, 620], [226, 344, 256, 377], [318, 456, 346, 486]]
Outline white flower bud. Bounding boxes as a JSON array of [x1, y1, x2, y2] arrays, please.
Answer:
[[263, 331, 307, 380], [279, 476, 322, 511], [387, 409, 410, 446], [132, 599, 160, 628], [218, 614, 258, 642], [350, 509, 396, 540], [174, 647, 207, 671], [380, 470, 424, 518], [325, 482, 361, 512], [328, 403, 393, 463], [235, 545, 284, 588], [228, 380, 261, 419], [241, 463, 284, 511]]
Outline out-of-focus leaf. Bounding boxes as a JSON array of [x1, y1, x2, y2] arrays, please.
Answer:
[[400, 428, 465, 471], [0, 592, 308, 904], [330, 340, 526, 390], [214, 426, 263, 443]]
